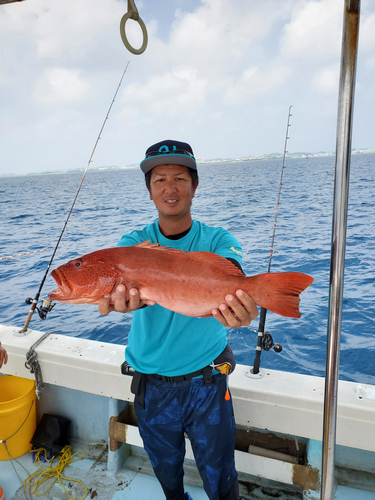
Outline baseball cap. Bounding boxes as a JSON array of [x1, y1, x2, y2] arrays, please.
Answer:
[[140, 139, 197, 175]]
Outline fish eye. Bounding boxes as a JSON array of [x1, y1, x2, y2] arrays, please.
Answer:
[[74, 260, 83, 268]]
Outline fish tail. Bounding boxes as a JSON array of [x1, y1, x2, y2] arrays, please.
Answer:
[[243, 272, 314, 318]]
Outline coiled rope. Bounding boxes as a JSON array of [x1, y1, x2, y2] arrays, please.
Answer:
[[24, 445, 88, 500]]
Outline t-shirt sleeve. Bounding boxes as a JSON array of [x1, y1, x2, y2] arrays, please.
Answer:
[[117, 233, 143, 247], [212, 229, 243, 268]]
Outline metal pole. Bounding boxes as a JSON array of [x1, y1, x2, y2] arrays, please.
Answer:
[[321, 1, 360, 499]]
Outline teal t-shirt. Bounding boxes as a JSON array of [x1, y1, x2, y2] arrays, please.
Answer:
[[117, 220, 243, 376]]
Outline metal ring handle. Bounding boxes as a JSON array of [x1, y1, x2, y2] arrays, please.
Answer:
[[120, 12, 148, 55]]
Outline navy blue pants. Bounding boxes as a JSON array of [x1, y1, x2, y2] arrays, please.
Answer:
[[134, 373, 239, 500]]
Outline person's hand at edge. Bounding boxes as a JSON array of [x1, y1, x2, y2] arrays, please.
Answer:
[[0, 341, 8, 369]]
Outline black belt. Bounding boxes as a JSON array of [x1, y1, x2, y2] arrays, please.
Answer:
[[123, 343, 236, 409], [148, 365, 214, 384]]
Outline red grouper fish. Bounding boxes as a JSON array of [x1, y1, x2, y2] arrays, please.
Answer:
[[48, 241, 314, 318]]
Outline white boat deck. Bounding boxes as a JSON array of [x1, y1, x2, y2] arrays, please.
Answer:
[[1, 325, 375, 500], [1, 443, 209, 500], [2, 443, 304, 500], [2, 444, 375, 500]]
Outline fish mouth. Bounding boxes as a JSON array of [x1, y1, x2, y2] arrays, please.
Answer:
[[48, 269, 73, 301], [48, 268, 112, 304]]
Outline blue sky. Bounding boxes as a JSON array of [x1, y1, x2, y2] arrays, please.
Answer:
[[0, 0, 374, 175]]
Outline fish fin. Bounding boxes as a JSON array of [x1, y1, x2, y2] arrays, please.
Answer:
[[244, 272, 314, 318], [135, 241, 194, 255], [135, 240, 161, 248], [135, 240, 170, 251], [137, 243, 244, 276], [190, 251, 244, 276]]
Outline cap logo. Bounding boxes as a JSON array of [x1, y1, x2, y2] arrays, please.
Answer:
[[159, 145, 177, 153]]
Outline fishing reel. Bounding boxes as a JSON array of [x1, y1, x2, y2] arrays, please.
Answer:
[[25, 297, 56, 320], [262, 332, 282, 353]]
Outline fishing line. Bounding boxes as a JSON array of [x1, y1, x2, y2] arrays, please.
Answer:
[[20, 62, 130, 334], [251, 105, 292, 375], [236, 107, 287, 129], [0, 248, 53, 261]]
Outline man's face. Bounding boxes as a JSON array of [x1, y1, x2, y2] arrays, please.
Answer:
[[149, 164, 198, 220]]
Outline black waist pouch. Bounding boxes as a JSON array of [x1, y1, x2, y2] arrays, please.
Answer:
[[212, 343, 236, 374], [30, 413, 71, 456]]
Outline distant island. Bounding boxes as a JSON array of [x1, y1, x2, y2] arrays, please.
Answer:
[[1, 148, 374, 178], [197, 148, 375, 164]]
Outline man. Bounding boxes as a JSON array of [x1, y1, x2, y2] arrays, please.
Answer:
[[99, 140, 258, 500]]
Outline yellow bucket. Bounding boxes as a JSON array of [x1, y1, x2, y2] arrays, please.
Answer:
[[0, 375, 36, 461]]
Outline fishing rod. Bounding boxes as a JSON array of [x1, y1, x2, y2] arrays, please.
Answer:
[[20, 62, 130, 334], [251, 105, 292, 375]]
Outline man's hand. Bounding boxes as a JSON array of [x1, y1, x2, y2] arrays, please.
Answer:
[[212, 290, 258, 328], [0, 342, 8, 369], [98, 285, 155, 316]]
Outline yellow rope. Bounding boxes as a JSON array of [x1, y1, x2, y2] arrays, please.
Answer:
[[24, 445, 88, 500], [31, 448, 54, 466]]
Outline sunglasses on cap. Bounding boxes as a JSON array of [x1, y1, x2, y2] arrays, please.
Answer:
[[145, 149, 195, 159]]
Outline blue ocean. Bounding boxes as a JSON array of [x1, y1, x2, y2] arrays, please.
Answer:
[[1, 154, 374, 384]]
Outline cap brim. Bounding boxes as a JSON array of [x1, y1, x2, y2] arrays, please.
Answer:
[[140, 154, 197, 174]]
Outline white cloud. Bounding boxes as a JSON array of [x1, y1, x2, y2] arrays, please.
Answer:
[[224, 66, 287, 104], [117, 0, 296, 115], [168, 0, 293, 79], [360, 12, 375, 55], [313, 64, 340, 93], [0, 0, 375, 176], [0, 0, 124, 59], [33, 67, 90, 106], [121, 66, 208, 116], [281, 0, 342, 61], [365, 56, 375, 70]]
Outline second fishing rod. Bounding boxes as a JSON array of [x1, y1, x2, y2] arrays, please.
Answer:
[[251, 105, 293, 376]]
